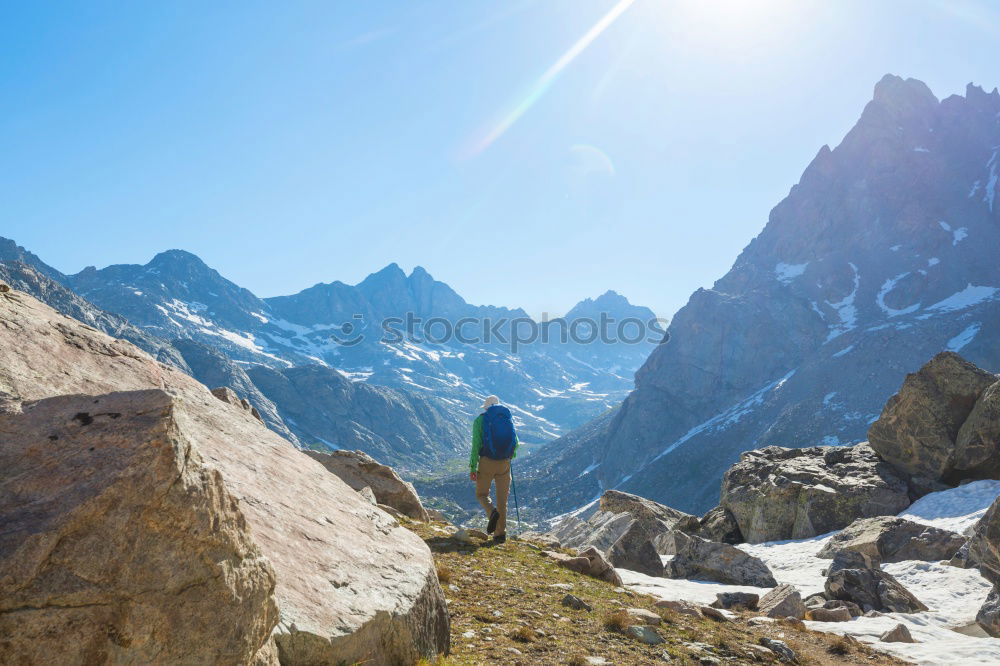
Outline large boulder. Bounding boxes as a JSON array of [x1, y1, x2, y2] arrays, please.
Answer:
[[0, 390, 278, 665], [0, 287, 450, 664], [599, 490, 699, 532], [577, 546, 624, 586], [664, 533, 777, 587], [607, 520, 664, 577], [758, 584, 807, 620], [305, 449, 430, 521], [720, 443, 911, 543], [977, 587, 1000, 638], [547, 490, 697, 556], [817, 516, 967, 563], [969, 495, 1000, 584], [955, 381, 1000, 480], [695, 506, 744, 544], [824, 551, 928, 613], [546, 510, 634, 555], [868, 352, 996, 486]]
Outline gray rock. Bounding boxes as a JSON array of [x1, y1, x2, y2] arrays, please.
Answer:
[[695, 506, 744, 544], [600, 490, 699, 532], [543, 550, 593, 576], [947, 541, 975, 569], [654, 599, 703, 617], [976, 587, 1000, 637], [626, 625, 664, 645], [868, 352, 996, 484], [880, 623, 916, 643], [817, 515, 967, 563], [561, 594, 592, 612], [758, 584, 807, 620], [607, 520, 664, 577], [358, 486, 378, 505], [823, 599, 862, 617], [578, 546, 624, 586], [305, 449, 430, 521], [547, 490, 698, 557], [547, 511, 634, 555], [759, 638, 795, 662], [626, 608, 662, 625], [825, 551, 928, 613], [955, 381, 1000, 480], [720, 443, 911, 543], [969, 495, 1000, 584], [698, 606, 733, 622], [712, 592, 759, 610], [665, 532, 777, 586], [803, 593, 827, 608], [806, 607, 851, 622]]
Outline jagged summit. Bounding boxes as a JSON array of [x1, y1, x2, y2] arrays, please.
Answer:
[[522, 74, 1000, 517]]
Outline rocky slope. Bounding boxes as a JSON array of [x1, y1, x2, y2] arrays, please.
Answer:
[[522, 75, 1000, 517], [0, 283, 450, 663], [246, 362, 467, 466]]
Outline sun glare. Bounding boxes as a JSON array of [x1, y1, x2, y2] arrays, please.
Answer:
[[644, 0, 808, 53]]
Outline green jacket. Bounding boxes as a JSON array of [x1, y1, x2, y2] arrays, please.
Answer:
[[469, 412, 519, 472]]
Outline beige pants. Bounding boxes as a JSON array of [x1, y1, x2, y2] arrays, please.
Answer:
[[476, 456, 511, 536]]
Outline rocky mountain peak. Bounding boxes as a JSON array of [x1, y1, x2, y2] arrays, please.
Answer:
[[565, 290, 655, 323], [523, 74, 1000, 517], [146, 248, 212, 272], [0, 236, 66, 283], [870, 74, 938, 113], [358, 262, 408, 290]]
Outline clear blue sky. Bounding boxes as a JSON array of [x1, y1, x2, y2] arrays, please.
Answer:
[[2, 1, 998, 319]]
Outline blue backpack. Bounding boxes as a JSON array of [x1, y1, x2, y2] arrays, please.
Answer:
[[481, 404, 517, 459]]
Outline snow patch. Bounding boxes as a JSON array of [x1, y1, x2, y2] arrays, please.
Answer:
[[900, 479, 1000, 534], [947, 323, 981, 352], [927, 285, 999, 313], [876, 272, 921, 317], [650, 370, 796, 463], [824, 263, 860, 341], [774, 262, 808, 284]]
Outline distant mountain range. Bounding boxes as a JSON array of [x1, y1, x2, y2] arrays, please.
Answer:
[[0, 237, 659, 471], [508, 75, 1000, 519]]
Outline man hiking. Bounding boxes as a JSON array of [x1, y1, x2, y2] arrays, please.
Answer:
[[469, 395, 519, 544]]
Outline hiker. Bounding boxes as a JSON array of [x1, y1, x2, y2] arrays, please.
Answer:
[[469, 395, 519, 544]]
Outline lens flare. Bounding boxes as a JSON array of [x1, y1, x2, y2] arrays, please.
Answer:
[[460, 0, 637, 159]]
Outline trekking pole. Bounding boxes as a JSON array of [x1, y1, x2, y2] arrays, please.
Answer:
[[510, 461, 521, 535]]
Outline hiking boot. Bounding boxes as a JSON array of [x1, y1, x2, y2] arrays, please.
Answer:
[[493, 533, 506, 544], [487, 509, 500, 535]]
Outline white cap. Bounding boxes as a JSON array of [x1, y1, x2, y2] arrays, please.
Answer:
[[481, 395, 499, 410]]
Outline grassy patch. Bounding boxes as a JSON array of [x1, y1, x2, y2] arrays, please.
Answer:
[[403, 519, 911, 665], [602, 609, 632, 633]]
